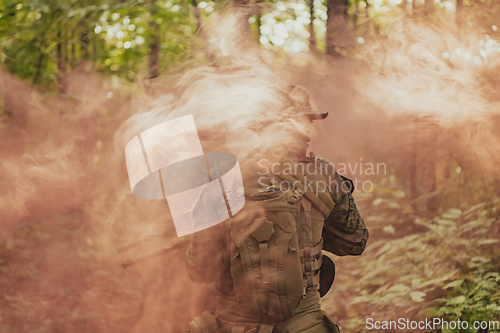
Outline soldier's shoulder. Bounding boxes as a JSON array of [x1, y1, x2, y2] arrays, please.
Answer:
[[299, 153, 337, 177], [299, 154, 356, 195]]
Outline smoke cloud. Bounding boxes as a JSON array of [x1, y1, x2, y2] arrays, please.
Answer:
[[1, 10, 500, 333]]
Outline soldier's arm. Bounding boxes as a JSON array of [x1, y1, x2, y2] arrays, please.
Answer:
[[322, 174, 369, 256]]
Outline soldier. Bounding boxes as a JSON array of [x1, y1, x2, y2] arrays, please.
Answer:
[[185, 85, 369, 333]]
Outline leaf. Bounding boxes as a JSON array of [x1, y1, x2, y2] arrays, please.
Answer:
[[437, 306, 455, 316], [410, 291, 426, 302], [392, 190, 405, 198], [387, 284, 410, 293], [413, 270, 459, 289], [388, 202, 401, 209], [372, 198, 383, 206], [463, 202, 486, 216], [382, 225, 395, 234], [482, 281, 497, 290], [476, 290, 490, 297], [444, 280, 464, 289], [376, 242, 394, 256], [442, 209, 461, 219], [471, 257, 490, 263], [366, 215, 384, 222], [437, 219, 455, 226], [448, 295, 466, 304], [484, 272, 499, 279], [476, 239, 499, 245]]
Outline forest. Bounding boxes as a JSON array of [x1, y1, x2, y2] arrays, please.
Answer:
[[0, 0, 499, 332]]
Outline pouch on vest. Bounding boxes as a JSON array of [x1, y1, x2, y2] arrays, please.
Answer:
[[188, 310, 221, 333]]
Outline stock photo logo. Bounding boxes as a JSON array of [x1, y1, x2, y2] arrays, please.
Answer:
[[124, 115, 245, 237]]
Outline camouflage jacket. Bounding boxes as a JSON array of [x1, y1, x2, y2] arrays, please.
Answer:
[[323, 171, 369, 257], [184, 155, 369, 332], [185, 155, 369, 283]]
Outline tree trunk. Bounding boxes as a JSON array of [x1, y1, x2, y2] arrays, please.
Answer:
[[410, 116, 419, 209], [412, 0, 416, 15], [364, 0, 370, 35], [80, 32, 90, 61], [456, 0, 463, 39], [57, 30, 67, 94], [57, 31, 65, 75], [326, 0, 349, 56], [424, 0, 433, 15], [234, 0, 251, 41], [353, 0, 359, 28], [256, 13, 262, 43], [148, 33, 160, 79], [234, 0, 249, 7], [426, 123, 439, 213], [401, 0, 407, 15], [191, 0, 217, 66], [32, 52, 44, 86], [148, 5, 160, 79], [308, 0, 317, 52], [32, 8, 58, 87]]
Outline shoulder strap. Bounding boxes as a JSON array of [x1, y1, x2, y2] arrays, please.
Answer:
[[274, 172, 334, 218]]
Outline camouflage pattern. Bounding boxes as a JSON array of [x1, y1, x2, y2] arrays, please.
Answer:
[[323, 174, 369, 257], [292, 156, 368, 257]]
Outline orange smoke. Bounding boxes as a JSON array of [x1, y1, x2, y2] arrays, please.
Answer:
[[1, 10, 500, 333]]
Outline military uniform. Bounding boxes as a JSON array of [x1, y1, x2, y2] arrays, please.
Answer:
[[185, 154, 368, 333]]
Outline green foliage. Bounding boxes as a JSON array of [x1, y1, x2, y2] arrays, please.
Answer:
[[92, 0, 194, 78], [0, 0, 196, 90], [2, 0, 500, 329], [324, 174, 500, 333], [430, 269, 500, 332], [1, 0, 499, 91]]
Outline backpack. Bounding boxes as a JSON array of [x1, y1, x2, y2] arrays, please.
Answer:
[[188, 158, 342, 333], [222, 159, 336, 322]]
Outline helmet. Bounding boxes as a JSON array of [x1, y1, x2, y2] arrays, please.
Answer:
[[283, 85, 328, 121]]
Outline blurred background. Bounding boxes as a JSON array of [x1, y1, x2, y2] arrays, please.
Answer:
[[1, 0, 500, 332]]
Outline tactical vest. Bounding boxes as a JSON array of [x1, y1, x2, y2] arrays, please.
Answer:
[[189, 159, 339, 333]]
